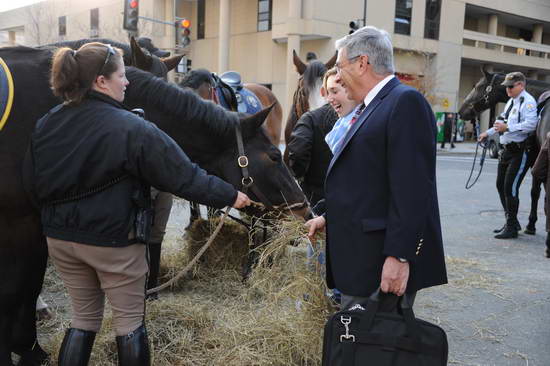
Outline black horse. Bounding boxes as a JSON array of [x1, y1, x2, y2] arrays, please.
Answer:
[[0, 44, 306, 365], [458, 67, 550, 236]]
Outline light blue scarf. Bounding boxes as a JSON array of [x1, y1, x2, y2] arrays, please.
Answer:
[[325, 105, 361, 154]]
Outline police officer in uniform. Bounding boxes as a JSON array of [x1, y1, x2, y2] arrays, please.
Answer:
[[479, 72, 538, 239]]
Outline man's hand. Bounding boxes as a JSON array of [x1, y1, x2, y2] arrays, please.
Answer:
[[478, 131, 488, 142], [232, 191, 251, 209], [305, 216, 326, 241], [494, 121, 508, 133], [380, 256, 410, 296]]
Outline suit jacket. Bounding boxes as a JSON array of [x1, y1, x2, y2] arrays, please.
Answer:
[[324, 77, 447, 297]]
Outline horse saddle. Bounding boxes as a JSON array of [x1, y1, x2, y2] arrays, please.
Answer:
[[0, 57, 14, 131], [218, 71, 262, 114]]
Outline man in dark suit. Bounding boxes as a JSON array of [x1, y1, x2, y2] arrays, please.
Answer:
[[306, 26, 447, 309]]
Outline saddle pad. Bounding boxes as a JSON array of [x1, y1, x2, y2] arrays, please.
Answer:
[[0, 57, 14, 131]]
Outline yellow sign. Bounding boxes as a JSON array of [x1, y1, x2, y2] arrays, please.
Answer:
[[442, 98, 450, 109]]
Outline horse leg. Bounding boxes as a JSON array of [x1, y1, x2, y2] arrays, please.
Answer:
[[546, 233, 550, 258], [525, 177, 542, 235], [11, 231, 49, 366]]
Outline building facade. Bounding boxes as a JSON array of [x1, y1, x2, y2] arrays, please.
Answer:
[[2, 0, 550, 136]]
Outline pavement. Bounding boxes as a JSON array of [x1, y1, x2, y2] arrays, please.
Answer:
[[437, 141, 480, 155]]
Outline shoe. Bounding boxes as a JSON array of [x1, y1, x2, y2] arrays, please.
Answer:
[[494, 225, 518, 239], [493, 222, 521, 233]]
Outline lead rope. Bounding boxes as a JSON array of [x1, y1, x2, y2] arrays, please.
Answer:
[[465, 138, 488, 190], [146, 208, 230, 295]]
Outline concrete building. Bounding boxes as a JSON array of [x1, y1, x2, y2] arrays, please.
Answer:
[[2, 0, 550, 136]]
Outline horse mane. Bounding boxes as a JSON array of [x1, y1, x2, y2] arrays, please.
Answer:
[[124, 67, 237, 138], [179, 68, 213, 89], [303, 61, 327, 92], [41, 39, 133, 65]]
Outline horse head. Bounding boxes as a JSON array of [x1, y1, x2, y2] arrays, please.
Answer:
[[123, 68, 309, 218], [213, 106, 309, 217], [458, 66, 506, 120], [129, 37, 183, 79]]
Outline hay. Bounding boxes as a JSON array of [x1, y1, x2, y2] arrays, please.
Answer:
[[40, 216, 330, 365]]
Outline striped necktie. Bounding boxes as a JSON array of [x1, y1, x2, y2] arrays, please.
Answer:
[[349, 103, 366, 126]]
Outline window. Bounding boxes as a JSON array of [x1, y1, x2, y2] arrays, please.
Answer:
[[424, 0, 440, 40], [257, 0, 272, 32], [197, 0, 205, 39], [58, 16, 66, 37], [90, 8, 99, 38], [394, 0, 412, 35]]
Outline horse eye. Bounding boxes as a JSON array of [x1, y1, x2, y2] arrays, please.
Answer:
[[268, 152, 281, 162]]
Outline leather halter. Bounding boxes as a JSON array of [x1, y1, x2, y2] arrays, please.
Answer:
[[234, 123, 274, 211], [470, 73, 499, 116]]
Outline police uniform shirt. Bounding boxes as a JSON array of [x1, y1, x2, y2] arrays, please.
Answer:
[[487, 90, 538, 144]]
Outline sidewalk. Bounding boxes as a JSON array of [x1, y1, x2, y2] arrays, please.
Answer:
[[437, 141, 478, 155]]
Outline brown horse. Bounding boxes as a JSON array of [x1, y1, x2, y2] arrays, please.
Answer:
[[244, 83, 283, 145], [283, 50, 337, 162]]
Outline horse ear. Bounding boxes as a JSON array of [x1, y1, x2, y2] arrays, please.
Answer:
[[130, 36, 151, 70], [481, 65, 491, 80], [162, 54, 185, 72], [325, 51, 337, 70], [293, 50, 307, 75], [241, 103, 275, 133]]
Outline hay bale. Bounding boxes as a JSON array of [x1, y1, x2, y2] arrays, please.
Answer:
[[40, 216, 331, 366], [185, 217, 250, 275]]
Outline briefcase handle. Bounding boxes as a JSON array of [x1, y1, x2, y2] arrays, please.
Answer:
[[365, 288, 422, 342]]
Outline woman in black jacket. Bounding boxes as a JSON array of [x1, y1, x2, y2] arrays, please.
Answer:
[[30, 42, 250, 366]]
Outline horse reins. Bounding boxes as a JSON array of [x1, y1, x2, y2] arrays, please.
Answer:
[[465, 133, 488, 190]]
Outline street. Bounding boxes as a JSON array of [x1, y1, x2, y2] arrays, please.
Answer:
[[416, 152, 550, 366]]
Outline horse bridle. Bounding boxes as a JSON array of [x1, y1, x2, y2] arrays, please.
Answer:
[[470, 73, 499, 116], [234, 123, 274, 211]]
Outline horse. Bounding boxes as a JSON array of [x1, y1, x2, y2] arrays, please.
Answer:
[[458, 67, 550, 237], [0, 44, 306, 365], [41, 37, 183, 80], [283, 50, 337, 163]]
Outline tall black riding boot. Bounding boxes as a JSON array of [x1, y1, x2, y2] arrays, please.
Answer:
[[545, 235, 550, 258], [146, 242, 161, 300], [495, 198, 519, 239], [57, 328, 96, 366], [116, 324, 150, 366]]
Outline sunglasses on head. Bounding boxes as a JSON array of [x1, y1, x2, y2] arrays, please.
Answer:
[[98, 44, 116, 77]]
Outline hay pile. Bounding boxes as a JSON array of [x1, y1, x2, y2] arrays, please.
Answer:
[[40, 217, 331, 365]]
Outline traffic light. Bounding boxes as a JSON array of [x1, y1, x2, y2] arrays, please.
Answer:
[[175, 18, 191, 47], [349, 21, 359, 34], [123, 0, 139, 32]]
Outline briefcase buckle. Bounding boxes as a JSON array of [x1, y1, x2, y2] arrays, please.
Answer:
[[340, 315, 355, 342]]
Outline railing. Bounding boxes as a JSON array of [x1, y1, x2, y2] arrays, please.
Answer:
[[463, 29, 550, 58]]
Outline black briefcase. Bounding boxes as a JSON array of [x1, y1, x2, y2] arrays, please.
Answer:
[[322, 290, 448, 366]]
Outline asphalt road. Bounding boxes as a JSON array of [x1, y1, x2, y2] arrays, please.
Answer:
[[415, 154, 550, 366]]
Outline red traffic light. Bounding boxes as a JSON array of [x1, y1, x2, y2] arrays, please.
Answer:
[[130, 0, 138, 8], [180, 19, 191, 28]]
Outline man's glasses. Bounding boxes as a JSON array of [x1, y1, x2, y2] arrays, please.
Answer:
[[98, 44, 116, 77], [506, 82, 521, 89], [335, 55, 361, 73]]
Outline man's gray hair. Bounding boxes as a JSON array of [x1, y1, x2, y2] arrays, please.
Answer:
[[335, 26, 395, 75]]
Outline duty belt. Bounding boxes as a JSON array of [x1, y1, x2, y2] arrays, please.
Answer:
[[503, 141, 526, 152]]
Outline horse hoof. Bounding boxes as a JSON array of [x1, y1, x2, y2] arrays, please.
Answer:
[[524, 227, 536, 235]]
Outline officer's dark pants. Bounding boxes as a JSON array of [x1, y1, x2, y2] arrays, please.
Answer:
[[496, 144, 530, 227]]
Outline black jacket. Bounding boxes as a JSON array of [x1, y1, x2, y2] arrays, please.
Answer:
[[30, 91, 237, 247], [287, 103, 337, 207], [324, 78, 447, 296]]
